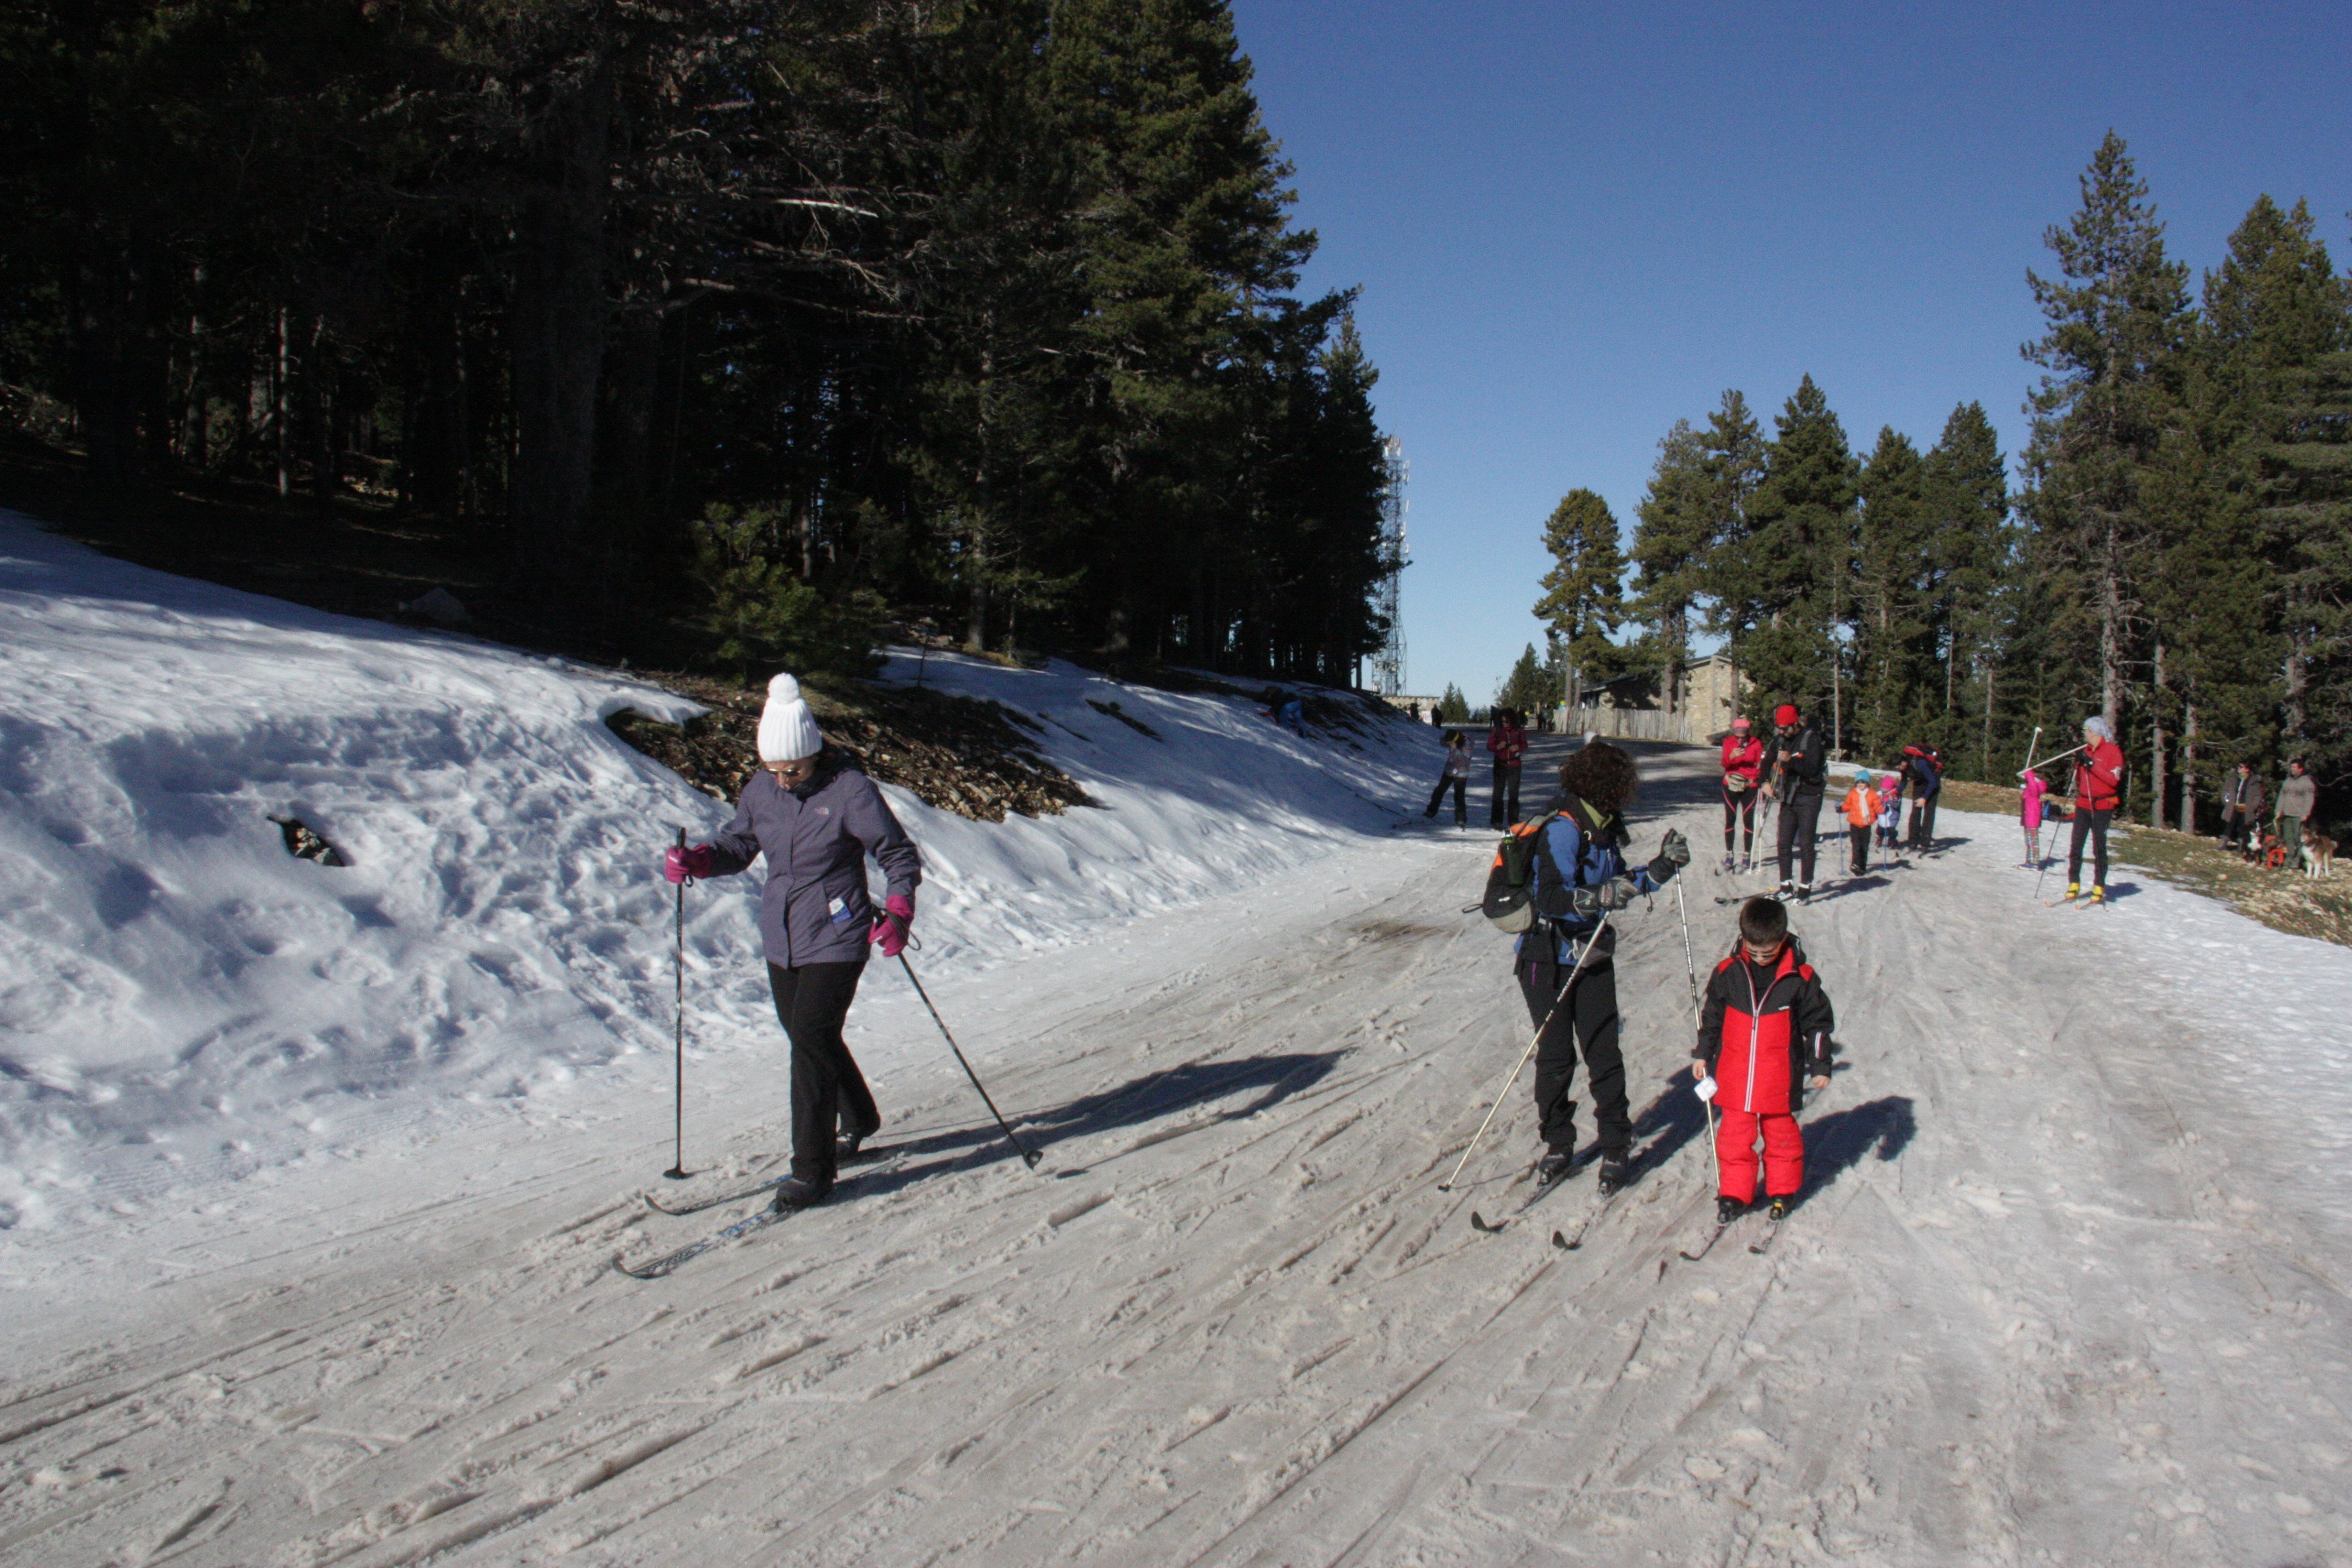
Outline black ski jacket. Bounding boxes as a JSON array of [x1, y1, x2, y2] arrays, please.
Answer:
[[1761, 724, 1827, 798]]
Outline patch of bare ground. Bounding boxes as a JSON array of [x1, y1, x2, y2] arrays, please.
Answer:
[[608, 673, 1092, 823], [1936, 778, 2352, 949]]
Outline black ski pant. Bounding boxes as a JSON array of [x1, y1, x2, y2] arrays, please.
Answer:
[[1490, 762, 1522, 826], [768, 959, 879, 1190], [1722, 788, 1758, 857], [1849, 823, 1872, 875], [1521, 950, 1627, 1157], [2067, 808, 2113, 891], [1776, 789, 1823, 887], [1424, 775, 1466, 824], [1907, 793, 1939, 848]]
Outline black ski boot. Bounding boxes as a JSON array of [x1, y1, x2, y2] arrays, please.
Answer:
[[1534, 1149, 1574, 1189], [768, 1176, 830, 1213], [1716, 1195, 1745, 1226], [1766, 1196, 1792, 1222], [1594, 1148, 1631, 1196]]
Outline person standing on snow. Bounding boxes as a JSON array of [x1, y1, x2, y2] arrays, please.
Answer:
[[1841, 770, 1882, 876], [1488, 708, 1529, 826], [2019, 765, 2049, 867], [2219, 762, 2264, 856], [1758, 703, 1827, 899], [1901, 744, 1942, 850], [1692, 896, 1835, 1226], [2065, 715, 2126, 903], [1719, 715, 1765, 870], [664, 673, 923, 1210], [2277, 758, 2317, 871], [1424, 731, 1473, 824], [1876, 765, 1905, 859], [1510, 740, 1691, 1194]]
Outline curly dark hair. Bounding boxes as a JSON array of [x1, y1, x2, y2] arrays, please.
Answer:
[[1556, 739, 1639, 813]]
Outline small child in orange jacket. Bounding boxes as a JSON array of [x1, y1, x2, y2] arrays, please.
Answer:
[[1692, 897, 1835, 1224], [1840, 770, 1883, 876]]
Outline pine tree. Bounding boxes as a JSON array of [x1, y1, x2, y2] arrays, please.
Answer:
[[1533, 488, 1628, 711], [1725, 377, 1855, 736], [1853, 427, 1931, 758], [1921, 402, 2013, 774], [2021, 132, 2192, 745], [1436, 683, 1469, 723], [1629, 418, 1712, 715]]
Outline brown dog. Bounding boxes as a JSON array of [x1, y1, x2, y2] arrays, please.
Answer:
[[2307, 831, 2337, 881]]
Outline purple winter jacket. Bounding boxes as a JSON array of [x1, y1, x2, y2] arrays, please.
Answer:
[[707, 750, 923, 967]]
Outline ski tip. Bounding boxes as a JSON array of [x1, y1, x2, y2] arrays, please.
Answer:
[[1022, 1150, 1045, 1169], [1551, 1229, 1574, 1251], [1469, 1211, 1499, 1233]]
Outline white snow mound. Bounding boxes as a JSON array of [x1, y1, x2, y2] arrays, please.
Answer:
[[0, 514, 1446, 1231]]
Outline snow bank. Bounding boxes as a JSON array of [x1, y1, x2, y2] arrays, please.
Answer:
[[0, 515, 1442, 1233]]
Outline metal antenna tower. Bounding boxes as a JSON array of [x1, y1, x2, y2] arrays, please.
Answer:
[[1371, 435, 1408, 696]]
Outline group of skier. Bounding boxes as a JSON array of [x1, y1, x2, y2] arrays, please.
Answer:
[[1718, 706, 1951, 900]]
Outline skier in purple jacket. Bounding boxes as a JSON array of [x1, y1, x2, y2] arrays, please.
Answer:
[[665, 673, 923, 1209]]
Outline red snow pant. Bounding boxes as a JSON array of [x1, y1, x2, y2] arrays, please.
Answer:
[[1716, 1106, 1804, 1202]]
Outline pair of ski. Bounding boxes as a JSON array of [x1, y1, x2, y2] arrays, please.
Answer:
[[1467, 1161, 1616, 1251], [2042, 892, 2107, 910], [614, 1142, 907, 1280], [1679, 1206, 1783, 1260]]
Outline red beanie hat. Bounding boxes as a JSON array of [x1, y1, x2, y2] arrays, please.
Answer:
[[1773, 703, 1799, 727]]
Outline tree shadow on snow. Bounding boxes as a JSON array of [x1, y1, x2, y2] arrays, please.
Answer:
[[1791, 1094, 1917, 1212], [854, 1050, 1345, 1191]]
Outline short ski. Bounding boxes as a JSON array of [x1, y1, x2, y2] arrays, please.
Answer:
[[1551, 1191, 1616, 1250], [1748, 1215, 1783, 1255], [642, 1145, 904, 1216], [1468, 1157, 1581, 1233], [1679, 1220, 1730, 1261], [616, 1205, 792, 1279]]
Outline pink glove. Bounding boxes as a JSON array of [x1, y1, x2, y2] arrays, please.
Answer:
[[869, 893, 914, 957], [663, 843, 717, 885]]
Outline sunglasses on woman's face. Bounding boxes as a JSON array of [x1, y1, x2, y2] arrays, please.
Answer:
[[764, 759, 816, 783]]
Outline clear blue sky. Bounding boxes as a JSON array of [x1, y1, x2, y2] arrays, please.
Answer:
[[1229, 1, 2352, 705]]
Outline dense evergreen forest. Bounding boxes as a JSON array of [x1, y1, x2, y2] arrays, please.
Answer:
[[0, 0, 1395, 684], [1540, 135, 2349, 827]]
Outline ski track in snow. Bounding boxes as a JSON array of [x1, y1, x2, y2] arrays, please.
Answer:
[[4, 529, 2352, 1564]]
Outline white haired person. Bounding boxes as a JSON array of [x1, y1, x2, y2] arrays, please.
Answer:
[[665, 674, 923, 1208], [2066, 715, 2127, 905]]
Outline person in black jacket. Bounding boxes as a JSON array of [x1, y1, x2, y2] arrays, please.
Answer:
[[1758, 703, 1827, 899]]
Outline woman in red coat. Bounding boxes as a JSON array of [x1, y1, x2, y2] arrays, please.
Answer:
[[2066, 715, 2127, 904], [1719, 716, 1765, 870]]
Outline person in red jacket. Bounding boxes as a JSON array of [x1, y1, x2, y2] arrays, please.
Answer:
[[2066, 715, 2127, 903], [1487, 709, 1529, 826], [1719, 715, 1765, 870], [1692, 896, 1834, 1224]]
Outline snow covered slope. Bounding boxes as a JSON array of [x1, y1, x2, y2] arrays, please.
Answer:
[[0, 514, 1442, 1234]]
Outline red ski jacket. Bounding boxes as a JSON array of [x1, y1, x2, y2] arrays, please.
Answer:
[[2074, 739, 2126, 812], [1695, 939, 1836, 1115], [1721, 734, 1764, 789]]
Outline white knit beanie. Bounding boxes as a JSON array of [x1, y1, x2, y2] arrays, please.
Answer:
[[756, 673, 823, 763], [2083, 715, 2111, 741]]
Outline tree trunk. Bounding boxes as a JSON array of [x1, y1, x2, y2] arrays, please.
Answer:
[[275, 306, 290, 498], [509, 67, 614, 607], [307, 315, 334, 504], [2099, 519, 2124, 733], [2178, 696, 2197, 834], [2148, 639, 2167, 828]]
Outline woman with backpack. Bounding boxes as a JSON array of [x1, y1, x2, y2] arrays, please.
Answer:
[[1491, 740, 1690, 1194], [1423, 731, 1472, 825]]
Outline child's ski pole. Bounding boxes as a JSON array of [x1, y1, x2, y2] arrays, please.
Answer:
[[1440, 913, 1611, 1192], [665, 826, 689, 1181]]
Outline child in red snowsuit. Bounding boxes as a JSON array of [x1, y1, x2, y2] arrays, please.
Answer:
[[1692, 897, 1834, 1222]]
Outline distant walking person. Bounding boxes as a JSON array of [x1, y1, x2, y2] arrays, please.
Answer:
[[2219, 762, 2263, 856], [1424, 731, 1472, 825], [1902, 744, 1942, 850], [1841, 770, 1882, 876], [2066, 716, 2126, 904], [1488, 709, 1529, 826], [2277, 759, 2317, 871], [2019, 766, 2048, 867], [1760, 703, 1827, 899], [1719, 715, 1765, 870]]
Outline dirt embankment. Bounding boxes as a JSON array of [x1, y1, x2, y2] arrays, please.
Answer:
[[1937, 778, 2352, 949], [609, 674, 1092, 823]]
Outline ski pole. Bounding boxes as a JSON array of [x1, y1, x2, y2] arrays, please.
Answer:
[[1673, 879, 1701, 1019], [1439, 912, 1611, 1191], [665, 827, 689, 1180], [899, 954, 1043, 1170]]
